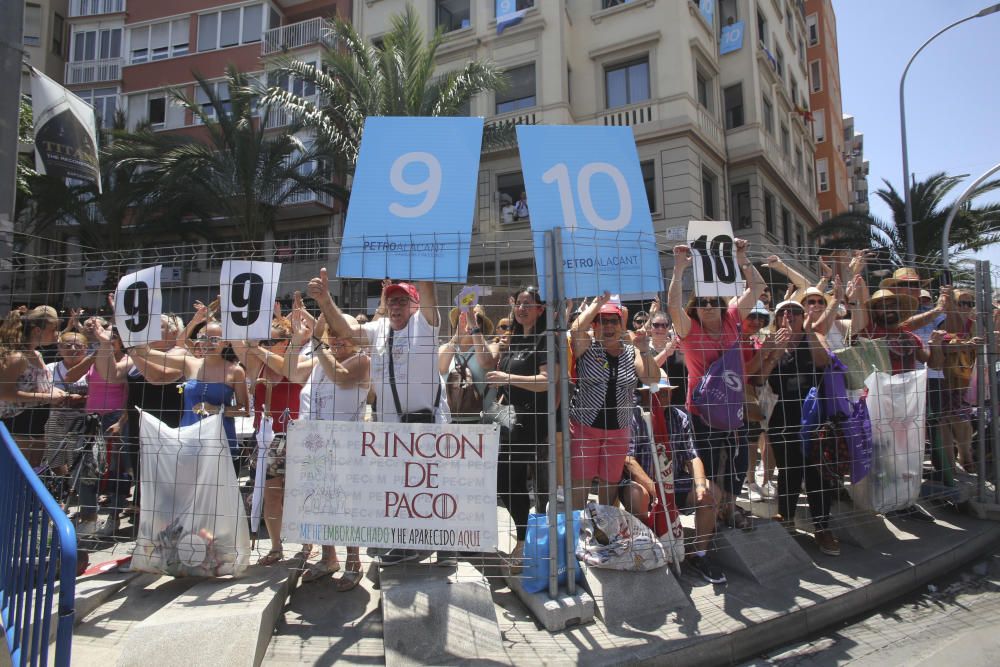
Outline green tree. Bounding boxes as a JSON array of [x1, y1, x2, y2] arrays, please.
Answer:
[[258, 3, 508, 171], [110, 66, 346, 244], [16, 95, 37, 201]]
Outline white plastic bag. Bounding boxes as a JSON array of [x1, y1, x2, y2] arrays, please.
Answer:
[[575, 502, 670, 571], [131, 411, 251, 577], [849, 369, 927, 514]]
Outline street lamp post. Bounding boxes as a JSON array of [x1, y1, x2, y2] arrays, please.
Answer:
[[899, 3, 1000, 265], [939, 161, 1000, 282]]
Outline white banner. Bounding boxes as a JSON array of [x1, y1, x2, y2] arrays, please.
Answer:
[[219, 260, 281, 341], [114, 266, 163, 348], [30, 67, 101, 191], [687, 220, 742, 297], [282, 420, 500, 552]]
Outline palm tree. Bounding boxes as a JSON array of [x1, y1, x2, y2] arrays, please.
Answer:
[[876, 172, 1000, 268], [110, 66, 347, 245], [258, 3, 507, 172]]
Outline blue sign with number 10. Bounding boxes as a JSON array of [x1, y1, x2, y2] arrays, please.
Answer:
[[517, 125, 663, 299], [337, 116, 484, 282]]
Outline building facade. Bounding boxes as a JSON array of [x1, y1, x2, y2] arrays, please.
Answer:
[[803, 0, 850, 220], [354, 0, 820, 297], [56, 0, 350, 308], [842, 114, 869, 215]]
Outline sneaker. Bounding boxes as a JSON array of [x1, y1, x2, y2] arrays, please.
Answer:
[[96, 516, 119, 538], [815, 530, 841, 556], [556, 486, 565, 504], [688, 555, 727, 584], [761, 481, 777, 499], [378, 549, 420, 567], [747, 482, 763, 502], [435, 551, 458, 567]]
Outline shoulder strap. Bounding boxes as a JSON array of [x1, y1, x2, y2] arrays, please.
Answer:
[[387, 326, 404, 419]]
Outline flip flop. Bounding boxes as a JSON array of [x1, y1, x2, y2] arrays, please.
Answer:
[[257, 549, 283, 566], [337, 568, 363, 592], [301, 561, 340, 583]]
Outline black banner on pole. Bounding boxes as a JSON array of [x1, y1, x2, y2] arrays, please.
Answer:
[[29, 68, 102, 192]]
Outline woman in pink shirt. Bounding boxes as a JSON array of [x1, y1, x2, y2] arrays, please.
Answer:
[[666, 239, 766, 528]]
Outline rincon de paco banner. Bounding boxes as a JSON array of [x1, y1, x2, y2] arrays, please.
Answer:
[[283, 420, 500, 552], [29, 68, 101, 192]]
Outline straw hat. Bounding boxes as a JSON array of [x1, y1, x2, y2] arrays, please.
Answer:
[[867, 289, 918, 321], [879, 267, 931, 288], [797, 286, 833, 307], [448, 305, 494, 335]]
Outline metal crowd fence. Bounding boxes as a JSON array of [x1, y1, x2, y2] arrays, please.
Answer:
[[0, 423, 76, 667], [0, 229, 997, 599]]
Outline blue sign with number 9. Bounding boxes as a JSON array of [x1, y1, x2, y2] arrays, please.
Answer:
[[337, 116, 484, 282], [517, 125, 662, 299]]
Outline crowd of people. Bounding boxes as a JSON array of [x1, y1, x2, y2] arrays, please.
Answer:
[[0, 241, 996, 587]]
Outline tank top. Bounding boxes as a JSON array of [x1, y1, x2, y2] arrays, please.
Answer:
[[253, 373, 301, 434], [85, 364, 128, 415], [303, 355, 368, 422]]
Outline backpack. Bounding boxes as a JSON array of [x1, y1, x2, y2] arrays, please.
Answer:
[[691, 336, 746, 431], [446, 354, 483, 418]]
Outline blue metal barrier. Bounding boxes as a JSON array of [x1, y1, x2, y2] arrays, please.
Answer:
[[0, 423, 76, 667]]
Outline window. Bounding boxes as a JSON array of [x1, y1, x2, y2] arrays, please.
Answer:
[[74, 28, 122, 62], [23, 4, 42, 47], [795, 147, 804, 177], [817, 158, 829, 192], [497, 172, 526, 223], [798, 37, 805, 64], [77, 87, 118, 128], [696, 70, 712, 111], [781, 207, 791, 244], [147, 96, 166, 126], [275, 229, 329, 261], [756, 11, 767, 47], [52, 13, 65, 56], [723, 83, 744, 129], [641, 160, 657, 213], [494, 0, 534, 13], [267, 62, 317, 99], [702, 167, 717, 219], [719, 0, 738, 36], [731, 181, 751, 229], [809, 60, 822, 92], [764, 190, 776, 236], [790, 78, 798, 105], [762, 95, 773, 134], [198, 4, 263, 52], [130, 20, 185, 64], [795, 223, 805, 256], [605, 58, 650, 109], [496, 63, 535, 114], [806, 13, 819, 46], [821, 210, 832, 222], [780, 123, 790, 156], [436, 0, 470, 33], [813, 109, 826, 142], [195, 81, 231, 121], [807, 164, 814, 192], [775, 45, 784, 81]]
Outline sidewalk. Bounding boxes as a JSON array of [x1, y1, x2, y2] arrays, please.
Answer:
[[65, 501, 1000, 666]]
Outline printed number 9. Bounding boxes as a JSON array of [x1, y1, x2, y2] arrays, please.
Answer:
[[388, 151, 442, 218], [231, 272, 264, 327], [541, 162, 632, 232], [122, 281, 149, 333], [690, 234, 737, 284]]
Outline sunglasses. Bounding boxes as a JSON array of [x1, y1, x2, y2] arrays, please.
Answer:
[[778, 309, 804, 318], [633, 318, 649, 327], [748, 314, 770, 323], [59, 342, 85, 349], [958, 301, 975, 308], [650, 322, 669, 330], [804, 298, 825, 306], [695, 298, 724, 308], [386, 297, 412, 307], [597, 316, 621, 325], [261, 337, 288, 346], [195, 335, 222, 344]]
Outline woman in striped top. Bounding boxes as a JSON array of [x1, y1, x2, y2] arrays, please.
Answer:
[[569, 292, 660, 509]]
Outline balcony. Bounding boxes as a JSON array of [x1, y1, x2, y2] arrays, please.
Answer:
[[262, 18, 335, 57], [65, 58, 122, 85], [599, 100, 657, 127], [696, 106, 723, 149], [263, 95, 321, 129], [69, 0, 125, 17]]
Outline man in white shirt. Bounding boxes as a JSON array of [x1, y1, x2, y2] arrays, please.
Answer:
[[307, 270, 453, 564]]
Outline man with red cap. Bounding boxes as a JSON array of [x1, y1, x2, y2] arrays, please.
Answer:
[[308, 270, 452, 565]]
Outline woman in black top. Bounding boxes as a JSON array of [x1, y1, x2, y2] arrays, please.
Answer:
[[485, 287, 552, 567], [757, 300, 838, 556]]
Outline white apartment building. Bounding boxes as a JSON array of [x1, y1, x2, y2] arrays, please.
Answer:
[[842, 114, 869, 216], [353, 0, 820, 289]]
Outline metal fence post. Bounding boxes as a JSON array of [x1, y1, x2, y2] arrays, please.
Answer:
[[544, 230, 560, 598], [975, 261, 989, 501]]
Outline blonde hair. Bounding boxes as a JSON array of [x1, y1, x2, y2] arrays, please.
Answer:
[[0, 306, 58, 359]]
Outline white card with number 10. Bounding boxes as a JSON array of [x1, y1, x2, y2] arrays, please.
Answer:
[[687, 220, 742, 297]]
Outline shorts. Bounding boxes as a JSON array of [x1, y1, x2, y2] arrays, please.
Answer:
[[690, 412, 746, 495], [570, 420, 630, 484]]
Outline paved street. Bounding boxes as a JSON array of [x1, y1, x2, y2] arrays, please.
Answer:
[[744, 541, 1000, 666]]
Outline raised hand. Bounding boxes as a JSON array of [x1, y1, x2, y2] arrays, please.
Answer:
[[833, 274, 845, 303], [672, 244, 693, 271], [734, 238, 750, 260], [819, 255, 833, 279], [306, 268, 330, 302]]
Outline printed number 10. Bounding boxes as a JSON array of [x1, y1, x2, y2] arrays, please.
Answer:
[[541, 162, 632, 232], [690, 234, 737, 283]]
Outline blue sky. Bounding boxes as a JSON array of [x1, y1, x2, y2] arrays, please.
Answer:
[[834, 0, 1000, 270]]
